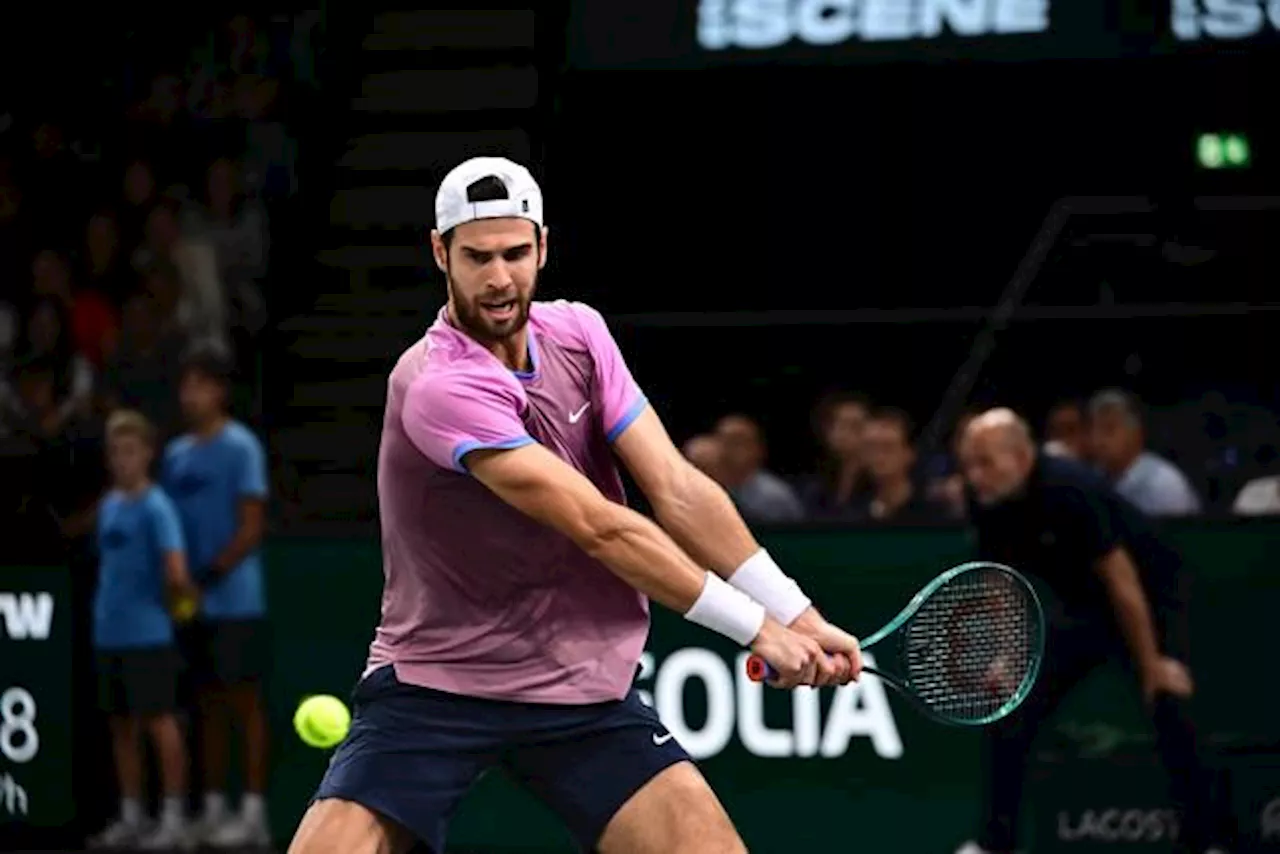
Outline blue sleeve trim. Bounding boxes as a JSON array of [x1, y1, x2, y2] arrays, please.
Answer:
[[607, 396, 649, 443], [452, 435, 535, 473]]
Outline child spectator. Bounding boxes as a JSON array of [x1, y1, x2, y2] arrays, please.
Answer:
[[89, 410, 198, 849]]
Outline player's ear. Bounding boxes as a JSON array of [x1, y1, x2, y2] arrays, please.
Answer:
[[429, 230, 448, 274], [537, 225, 550, 270]]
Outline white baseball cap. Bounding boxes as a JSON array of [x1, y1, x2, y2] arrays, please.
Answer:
[[433, 156, 544, 234]]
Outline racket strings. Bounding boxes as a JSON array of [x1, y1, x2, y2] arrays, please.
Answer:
[[901, 568, 1039, 724]]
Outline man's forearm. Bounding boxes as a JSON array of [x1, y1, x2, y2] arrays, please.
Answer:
[[588, 501, 719, 613], [210, 526, 263, 576], [1110, 585, 1162, 668], [651, 463, 815, 626], [1099, 553, 1163, 671], [650, 462, 759, 575], [587, 502, 768, 646]]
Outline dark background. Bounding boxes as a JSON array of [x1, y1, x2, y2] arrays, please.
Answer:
[[534, 38, 1278, 472]]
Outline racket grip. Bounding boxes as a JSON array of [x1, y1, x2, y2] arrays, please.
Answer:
[[745, 655, 776, 682], [745, 653, 844, 682]]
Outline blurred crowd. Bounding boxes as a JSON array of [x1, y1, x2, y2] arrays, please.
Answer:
[[683, 389, 1280, 527], [0, 12, 318, 848], [0, 12, 313, 564]]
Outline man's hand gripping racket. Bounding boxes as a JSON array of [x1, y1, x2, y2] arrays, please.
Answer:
[[747, 562, 1045, 726], [749, 613, 862, 689]]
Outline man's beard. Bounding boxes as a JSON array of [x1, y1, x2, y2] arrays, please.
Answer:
[[447, 276, 535, 345]]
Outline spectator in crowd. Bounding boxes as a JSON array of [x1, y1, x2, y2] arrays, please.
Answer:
[[225, 14, 296, 200], [184, 156, 268, 336], [82, 209, 132, 307], [121, 159, 160, 248], [228, 13, 276, 76], [9, 296, 95, 429], [32, 247, 120, 369], [860, 407, 949, 524], [103, 293, 187, 440], [0, 354, 105, 555], [682, 433, 729, 487], [0, 14, 304, 837], [1044, 398, 1088, 460], [0, 358, 82, 556], [1232, 471, 1280, 515], [1089, 389, 1202, 517], [1, 356, 66, 441], [163, 346, 270, 847], [136, 198, 227, 350], [139, 261, 184, 330], [797, 391, 870, 521], [89, 410, 196, 849], [713, 413, 804, 523], [124, 72, 196, 184], [925, 410, 980, 521]]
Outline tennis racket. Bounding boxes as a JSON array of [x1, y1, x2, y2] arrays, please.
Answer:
[[745, 561, 1045, 727]]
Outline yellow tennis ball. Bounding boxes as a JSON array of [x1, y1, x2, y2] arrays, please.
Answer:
[[294, 695, 351, 749], [171, 596, 197, 623]]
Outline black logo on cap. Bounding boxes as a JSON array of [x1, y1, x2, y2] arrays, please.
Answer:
[[522, 199, 529, 212]]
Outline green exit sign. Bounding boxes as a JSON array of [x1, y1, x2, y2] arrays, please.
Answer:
[[1197, 133, 1251, 169]]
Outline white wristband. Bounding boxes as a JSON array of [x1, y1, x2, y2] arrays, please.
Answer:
[[684, 572, 767, 647], [728, 549, 812, 626]]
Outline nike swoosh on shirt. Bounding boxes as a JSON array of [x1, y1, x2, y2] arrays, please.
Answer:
[[568, 402, 590, 423], [652, 731, 675, 746]]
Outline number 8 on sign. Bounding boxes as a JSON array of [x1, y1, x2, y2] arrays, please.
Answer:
[[0, 687, 38, 764]]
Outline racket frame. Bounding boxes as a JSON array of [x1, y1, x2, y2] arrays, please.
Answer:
[[750, 561, 1046, 727]]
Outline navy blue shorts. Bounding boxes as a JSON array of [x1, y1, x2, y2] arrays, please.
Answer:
[[313, 665, 690, 853]]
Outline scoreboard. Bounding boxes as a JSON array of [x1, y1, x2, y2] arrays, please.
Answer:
[[0, 565, 74, 835]]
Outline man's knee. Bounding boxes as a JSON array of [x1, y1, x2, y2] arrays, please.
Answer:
[[288, 798, 413, 854]]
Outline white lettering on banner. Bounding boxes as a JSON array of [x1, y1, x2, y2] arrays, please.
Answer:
[[796, 0, 859, 46], [1172, 0, 1280, 40], [1262, 797, 1280, 839], [653, 649, 737, 758], [0, 593, 53, 640], [0, 688, 39, 764], [1056, 809, 1180, 843], [697, 0, 1050, 50], [635, 648, 902, 760], [0, 773, 27, 816]]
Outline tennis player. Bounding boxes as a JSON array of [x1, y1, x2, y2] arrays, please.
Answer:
[[288, 157, 862, 854], [954, 409, 1234, 854]]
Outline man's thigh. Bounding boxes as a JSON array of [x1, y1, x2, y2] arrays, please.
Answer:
[[289, 797, 416, 854], [502, 689, 742, 853], [597, 762, 745, 854]]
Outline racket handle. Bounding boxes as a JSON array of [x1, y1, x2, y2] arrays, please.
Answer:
[[745, 653, 852, 682], [745, 655, 776, 682]]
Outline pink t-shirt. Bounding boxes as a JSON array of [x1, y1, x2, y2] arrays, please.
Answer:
[[367, 300, 651, 703]]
